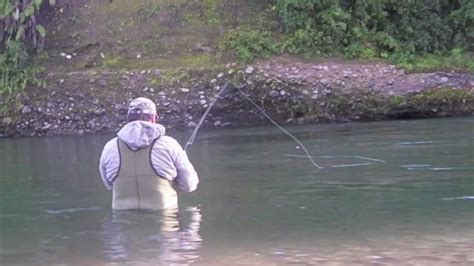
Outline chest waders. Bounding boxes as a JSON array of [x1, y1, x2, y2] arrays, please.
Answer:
[[112, 139, 178, 210]]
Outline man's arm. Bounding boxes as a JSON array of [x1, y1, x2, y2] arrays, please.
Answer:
[[173, 147, 199, 192], [99, 139, 119, 191]]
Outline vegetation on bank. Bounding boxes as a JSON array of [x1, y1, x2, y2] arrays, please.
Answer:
[[1, 0, 54, 97], [0, 0, 473, 110], [221, 0, 474, 71]]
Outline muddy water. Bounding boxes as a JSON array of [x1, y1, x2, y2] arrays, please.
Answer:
[[1, 118, 473, 265]]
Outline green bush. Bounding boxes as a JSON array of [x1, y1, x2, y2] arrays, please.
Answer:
[[1, 0, 52, 96], [219, 28, 278, 62], [272, 0, 473, 59]]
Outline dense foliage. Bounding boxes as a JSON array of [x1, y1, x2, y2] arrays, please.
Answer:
[[1, 0, 52, 95], [223, 0, 474, 67]]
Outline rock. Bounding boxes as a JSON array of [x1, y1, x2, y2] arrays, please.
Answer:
[[187, 121, 197, 128], [200, 99, 207, 105], [214, 121, 221, 126], [217, 73, 224, 78], [42, 123, 51, 130], [2, 117, 13, 126], [153, 69, 162, 76], [193, 43, 213, 53], [92, 98, 100, 105], [94, 109, 105, 115], [439, 77, 449, 83], [269, 90, 280, 98], [245, 66, 255, 74], [136, 54, 142, 59], [77, 129, 84, 135], [180, 88, 190, 93], [98, 79, 107, 87], [210, 79, 217, 84], [279, 90, 287, 96], [21, 106, 32, 114]]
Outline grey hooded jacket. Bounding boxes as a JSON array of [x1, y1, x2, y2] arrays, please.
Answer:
[[99, 121, 199, 193]]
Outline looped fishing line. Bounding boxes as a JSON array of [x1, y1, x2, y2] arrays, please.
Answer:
[[185, 83, 323, 170]]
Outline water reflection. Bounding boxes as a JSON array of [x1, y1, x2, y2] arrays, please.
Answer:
[[100, 206, 202, 265]]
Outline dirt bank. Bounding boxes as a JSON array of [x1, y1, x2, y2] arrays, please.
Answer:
[[1, 57, 473, 137]]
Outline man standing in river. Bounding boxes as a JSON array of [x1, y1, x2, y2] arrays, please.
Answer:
[[99, 97, 199, 210]]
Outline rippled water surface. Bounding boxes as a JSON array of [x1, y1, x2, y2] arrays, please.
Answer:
[[1, 118, 473, 265]]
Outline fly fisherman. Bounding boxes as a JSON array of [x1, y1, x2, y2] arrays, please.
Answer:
[[99, 97, 199, 210]]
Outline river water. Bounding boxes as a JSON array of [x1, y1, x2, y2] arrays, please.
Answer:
[[1, 118, 473, 265]]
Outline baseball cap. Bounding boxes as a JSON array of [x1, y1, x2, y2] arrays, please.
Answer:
[[127, 97, 157, 115]]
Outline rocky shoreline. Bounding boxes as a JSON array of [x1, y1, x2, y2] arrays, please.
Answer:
[[1, 58, 473, 138]]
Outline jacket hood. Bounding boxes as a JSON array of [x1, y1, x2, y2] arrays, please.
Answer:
[[117, 121, 166, 150]]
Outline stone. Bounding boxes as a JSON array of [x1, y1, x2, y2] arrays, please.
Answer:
[[245, 66, 255, 74], [279, 90, 287, 96], [2, 117, 12, 126], [200, 99, 207, 105], [92, 98, 100, 104], [180, 88, 190, 93], [214, 121, 222, 126], [217, 73, 224, 78], [42, 123, 51, 130], [439, 77, 449, 83], [98, 79, 107, 87], [269, 90, 280, 98], [210, 79, 217, 84], [187, 121, 197, 128], [21, 106, 32, 114]]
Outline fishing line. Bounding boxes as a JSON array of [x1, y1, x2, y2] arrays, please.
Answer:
[[235, 87, 322, 170], [185, 83, 323, 170]]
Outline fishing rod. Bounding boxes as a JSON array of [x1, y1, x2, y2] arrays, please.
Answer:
[[184, 82, 231, 151], [184, 82, 323, 170]]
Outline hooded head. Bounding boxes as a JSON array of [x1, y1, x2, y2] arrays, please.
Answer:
[[118, 97, 165, 150], [127, 97, 158, 123]]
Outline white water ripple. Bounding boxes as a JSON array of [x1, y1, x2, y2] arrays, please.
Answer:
[[441, 196, 474, 201]]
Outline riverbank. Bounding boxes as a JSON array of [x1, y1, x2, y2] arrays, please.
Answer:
[[1, 56, 473, 137]]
